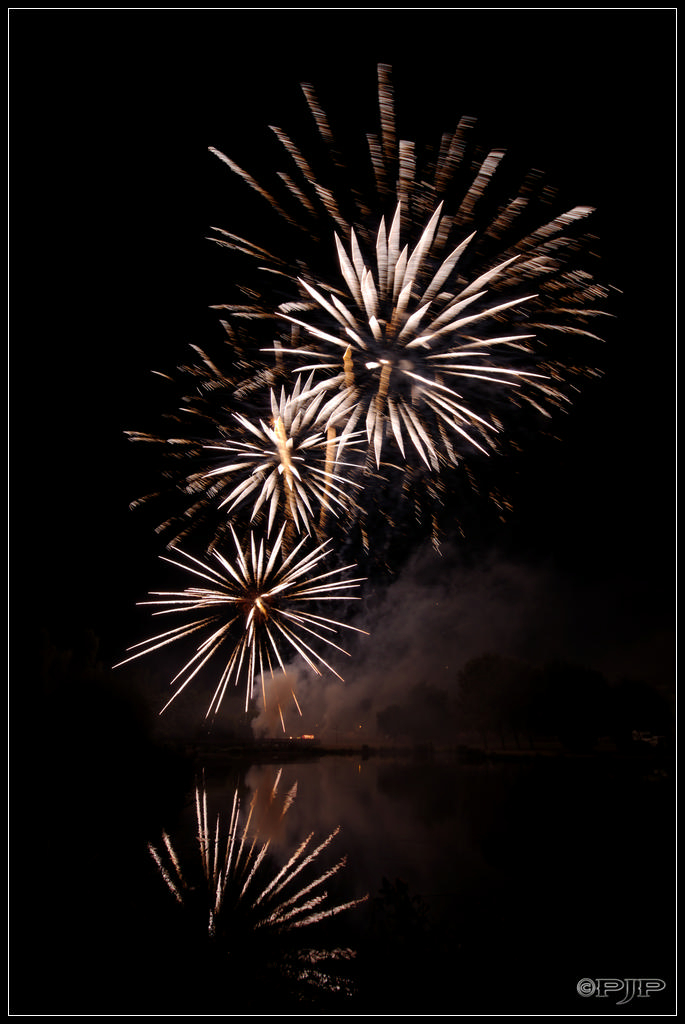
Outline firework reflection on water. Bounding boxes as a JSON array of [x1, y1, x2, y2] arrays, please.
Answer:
[[147, 767, 368, 1003]]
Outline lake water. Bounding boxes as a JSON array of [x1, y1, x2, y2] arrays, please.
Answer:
[[149, 748, 674, 1015], [18, 746, 674, 1015]]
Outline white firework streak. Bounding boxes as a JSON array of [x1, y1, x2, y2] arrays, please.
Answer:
[[148, 773, 367, 940], [209, 64, 611, 470], [113, 524, 367, 718], [209, 62, 609, 305], [201, 372, 366, 535]]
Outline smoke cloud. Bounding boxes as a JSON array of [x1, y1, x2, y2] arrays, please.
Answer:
[[251, 541, 671, 743]]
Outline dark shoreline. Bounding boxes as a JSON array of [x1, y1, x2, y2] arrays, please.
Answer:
[[174, 735, 672, 769]]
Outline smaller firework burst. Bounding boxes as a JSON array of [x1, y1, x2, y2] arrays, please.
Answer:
[[201, 372, 365, 538], [125, 326, 298, 554], [114, 525, 367, 720]]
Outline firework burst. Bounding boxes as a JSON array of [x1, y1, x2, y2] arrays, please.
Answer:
[[200, 372, 365, 538], [273, 201, 562, 471], [114, 525, 367, 720], [126, 332, 368, 553], [209, 63, 610, 479], [125, 324, 297, 553], [120, 61, 613, 719]]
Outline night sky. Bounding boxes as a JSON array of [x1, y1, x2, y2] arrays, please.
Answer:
[[12, 10, 674, 705], [9, 9, 676, 1016]]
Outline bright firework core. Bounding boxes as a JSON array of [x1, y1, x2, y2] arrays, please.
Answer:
[[244, 591, 272, 626]]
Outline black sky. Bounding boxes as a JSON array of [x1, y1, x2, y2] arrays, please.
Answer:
[[10, 17, 677, 1015], [10, 10, 675, 702]]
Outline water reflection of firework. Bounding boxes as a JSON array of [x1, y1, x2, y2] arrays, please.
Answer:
[[148, 770, 367, 1004], [114, 525, 367, 720]]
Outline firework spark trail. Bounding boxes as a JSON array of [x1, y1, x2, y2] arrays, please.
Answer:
[[113, 524, 367, 719], [147, 839, 184, 905], [170, 772, 301, 931], [254, 854, 350, 930], [148, 774, 367, 943]]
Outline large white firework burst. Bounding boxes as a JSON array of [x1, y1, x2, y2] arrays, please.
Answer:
[[275, 201, 558, 470], [209, 63, 611, 476], [114, 525, 367, 719]]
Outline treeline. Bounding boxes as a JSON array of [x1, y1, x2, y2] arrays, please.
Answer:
[[376, 654, 673, 752]]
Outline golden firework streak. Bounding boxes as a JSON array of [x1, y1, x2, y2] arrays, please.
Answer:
[[273, 416, 295, 495], [320, 424, 338, 530]]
